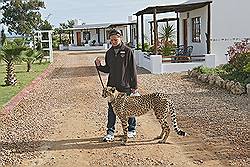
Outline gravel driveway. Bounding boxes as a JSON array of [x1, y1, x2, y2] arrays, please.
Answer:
[[0, 51, 249, 167]]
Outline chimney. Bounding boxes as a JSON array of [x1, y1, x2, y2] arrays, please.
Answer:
[[128, 16, 133, 22]]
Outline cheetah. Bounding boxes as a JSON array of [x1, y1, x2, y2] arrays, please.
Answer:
[[102, 87, 187, 145]]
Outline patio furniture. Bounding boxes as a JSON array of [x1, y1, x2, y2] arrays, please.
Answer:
[[161, 45, 205, 63], [174, 45, 193, 62], [185, 46, 193, 56], [175, 45, 184, 56]]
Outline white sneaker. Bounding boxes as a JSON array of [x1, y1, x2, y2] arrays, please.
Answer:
[[102, 134, 114, 142], [127, 131, 136, 138]]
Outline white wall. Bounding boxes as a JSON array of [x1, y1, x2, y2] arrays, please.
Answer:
[[179, 6, 208, 55], [89, 29, 98, 43], [211, 0, 250, 65], [134, 50, 216, 74], [72, 26, 129, 46], [179, 0, 250, 66], [73, 31, 80, 45], [131, 24, 137, 47], [99, 29, 106, 43], [73, 29, 105, 45]]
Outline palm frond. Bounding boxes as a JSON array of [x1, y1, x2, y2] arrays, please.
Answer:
[[159, 23, 175, 41]]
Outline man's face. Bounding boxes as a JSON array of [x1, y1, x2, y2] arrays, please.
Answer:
[[110, 35, 121, 47]]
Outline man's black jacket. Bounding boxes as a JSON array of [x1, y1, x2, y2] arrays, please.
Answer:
[[97, 43, 137, 92]]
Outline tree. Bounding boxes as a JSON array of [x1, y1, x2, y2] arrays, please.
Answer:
[[0, 0, 45, 36], [1, 29, 6, 46], [0, 39, 27, 85], [59, 19, 75, 44], [21, 48, 42, 72], [158, 23, 176, 56], [66, 20, 75, 28], [39, 20, 53, 30], [159, 23, 175, 42], [54, 27, 63, 44], [59, 20, 75, 29], [65, 20, 74, 43]]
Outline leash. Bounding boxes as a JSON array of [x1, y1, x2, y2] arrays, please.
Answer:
[[95, 62, 105, 89]]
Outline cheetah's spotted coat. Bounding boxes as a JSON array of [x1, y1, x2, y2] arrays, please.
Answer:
[[102, 87, 186, 145]]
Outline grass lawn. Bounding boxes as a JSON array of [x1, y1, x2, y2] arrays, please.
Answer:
[[0, 62, 49, 109]]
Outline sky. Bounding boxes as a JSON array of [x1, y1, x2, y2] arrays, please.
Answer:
[[41, 0, 185, 27]]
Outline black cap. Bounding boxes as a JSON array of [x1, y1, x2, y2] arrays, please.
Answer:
[[109, 29, 121, 38]]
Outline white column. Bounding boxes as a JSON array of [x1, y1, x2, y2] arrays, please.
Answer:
[[150, 55, 162, 74], [138, 51, 145, 67], [134, 50, 141, 66], [204, 54, 216, 68], [103, 43, 108, 49], [48, 31, 53, 63]]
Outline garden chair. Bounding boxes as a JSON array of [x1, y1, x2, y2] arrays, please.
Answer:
[[185, 46, 193, 56], [175, 45, 193, 62], [175, 45, 184, 56]]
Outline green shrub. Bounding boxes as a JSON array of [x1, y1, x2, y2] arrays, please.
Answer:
[[222, 70, 250, 86], [192, 43, 250, 86], [221, 63, 234, 72], [160, 45, 174, 56], [193, 66, 227, 75], [230, 52, 250, 71], [193, 53, 250, 86], [243, 62, 250, 73], [144, 42, 153, 52]]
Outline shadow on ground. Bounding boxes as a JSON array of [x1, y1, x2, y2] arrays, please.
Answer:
[[0, 136, 169, 153], [49, 66, 100, 79], [49, 66, 150, 79]]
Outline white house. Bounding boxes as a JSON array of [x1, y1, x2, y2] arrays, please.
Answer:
[[178, 0, 250, 65], [133, 0, 250, 74], [64, 20, 137, 51]]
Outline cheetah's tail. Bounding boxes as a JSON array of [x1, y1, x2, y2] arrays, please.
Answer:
[[169, 102, 187, 136]]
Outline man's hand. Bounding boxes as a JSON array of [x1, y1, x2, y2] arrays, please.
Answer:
[[95, 57, 101, 66]]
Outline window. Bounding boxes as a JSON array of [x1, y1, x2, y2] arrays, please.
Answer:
[[192, 17, 201, 43], [83, 32, 90, 40]]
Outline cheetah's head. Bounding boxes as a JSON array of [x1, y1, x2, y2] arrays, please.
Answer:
[[102, 87, 118, 102]]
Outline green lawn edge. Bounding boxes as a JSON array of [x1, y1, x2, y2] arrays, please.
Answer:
[[0, 62, 50, 110]]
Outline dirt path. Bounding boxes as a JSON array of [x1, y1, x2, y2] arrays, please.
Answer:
[[1, 51, 248, 167]]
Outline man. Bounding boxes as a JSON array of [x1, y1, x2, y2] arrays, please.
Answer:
[[95, 29, 138, 142]]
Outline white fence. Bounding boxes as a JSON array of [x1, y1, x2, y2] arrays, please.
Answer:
[[34, 30, 53, 63], [134, 50, 216, 74]]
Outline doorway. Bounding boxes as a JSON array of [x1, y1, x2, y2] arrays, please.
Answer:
[[76, 32, 81, 46]]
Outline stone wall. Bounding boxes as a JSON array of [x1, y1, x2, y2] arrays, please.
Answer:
[[188, 69, 247, 95]]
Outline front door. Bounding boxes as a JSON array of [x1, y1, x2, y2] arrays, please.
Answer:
[[76, 32, 81, 46], [183, 19, 188, 48]]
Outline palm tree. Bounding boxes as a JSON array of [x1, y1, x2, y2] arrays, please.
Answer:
[[159, 24, 176, 56], [0, 39, 27, 86], [21, 48, 42, 72], [159, 23, 175, 42]]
